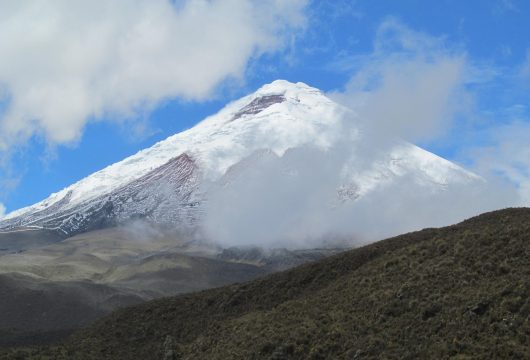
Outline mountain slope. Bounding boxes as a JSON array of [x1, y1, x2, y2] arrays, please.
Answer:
[[14, 207, 527, 360], [0, 153, 201, 236], [0, 80, 480, 239], [0, 272, 146, 348], [0, 224, 341, 348]]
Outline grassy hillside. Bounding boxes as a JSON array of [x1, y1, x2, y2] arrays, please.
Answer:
[[3, 208, 529, 359]]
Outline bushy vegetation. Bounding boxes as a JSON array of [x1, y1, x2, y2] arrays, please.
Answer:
[[1, 208, 529, 359]]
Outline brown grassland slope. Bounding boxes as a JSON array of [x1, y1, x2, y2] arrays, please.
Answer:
[[2, 208, 529, 359]]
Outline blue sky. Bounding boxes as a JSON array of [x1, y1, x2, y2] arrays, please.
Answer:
[[0, 0, 529, 214]]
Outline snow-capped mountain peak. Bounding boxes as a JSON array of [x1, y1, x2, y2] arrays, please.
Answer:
[[1, 80, 480, 238]]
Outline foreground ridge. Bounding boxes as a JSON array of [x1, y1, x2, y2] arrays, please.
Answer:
[[4, 208, 528, 359]]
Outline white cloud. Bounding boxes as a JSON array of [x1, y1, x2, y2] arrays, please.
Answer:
[[204, 141, 515, 248], [0, 0, 307, 149], [0, 202, 5, 219], [329, 19, 469, 143], [465, 121, 530, 205]]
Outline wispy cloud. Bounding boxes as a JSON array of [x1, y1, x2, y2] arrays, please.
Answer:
[[328, 18, 471, 143], [496, 0, 521, 14], [0, 0, 308, 150], [328, 18, 530, 210], [464, 120, 530, 204]]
